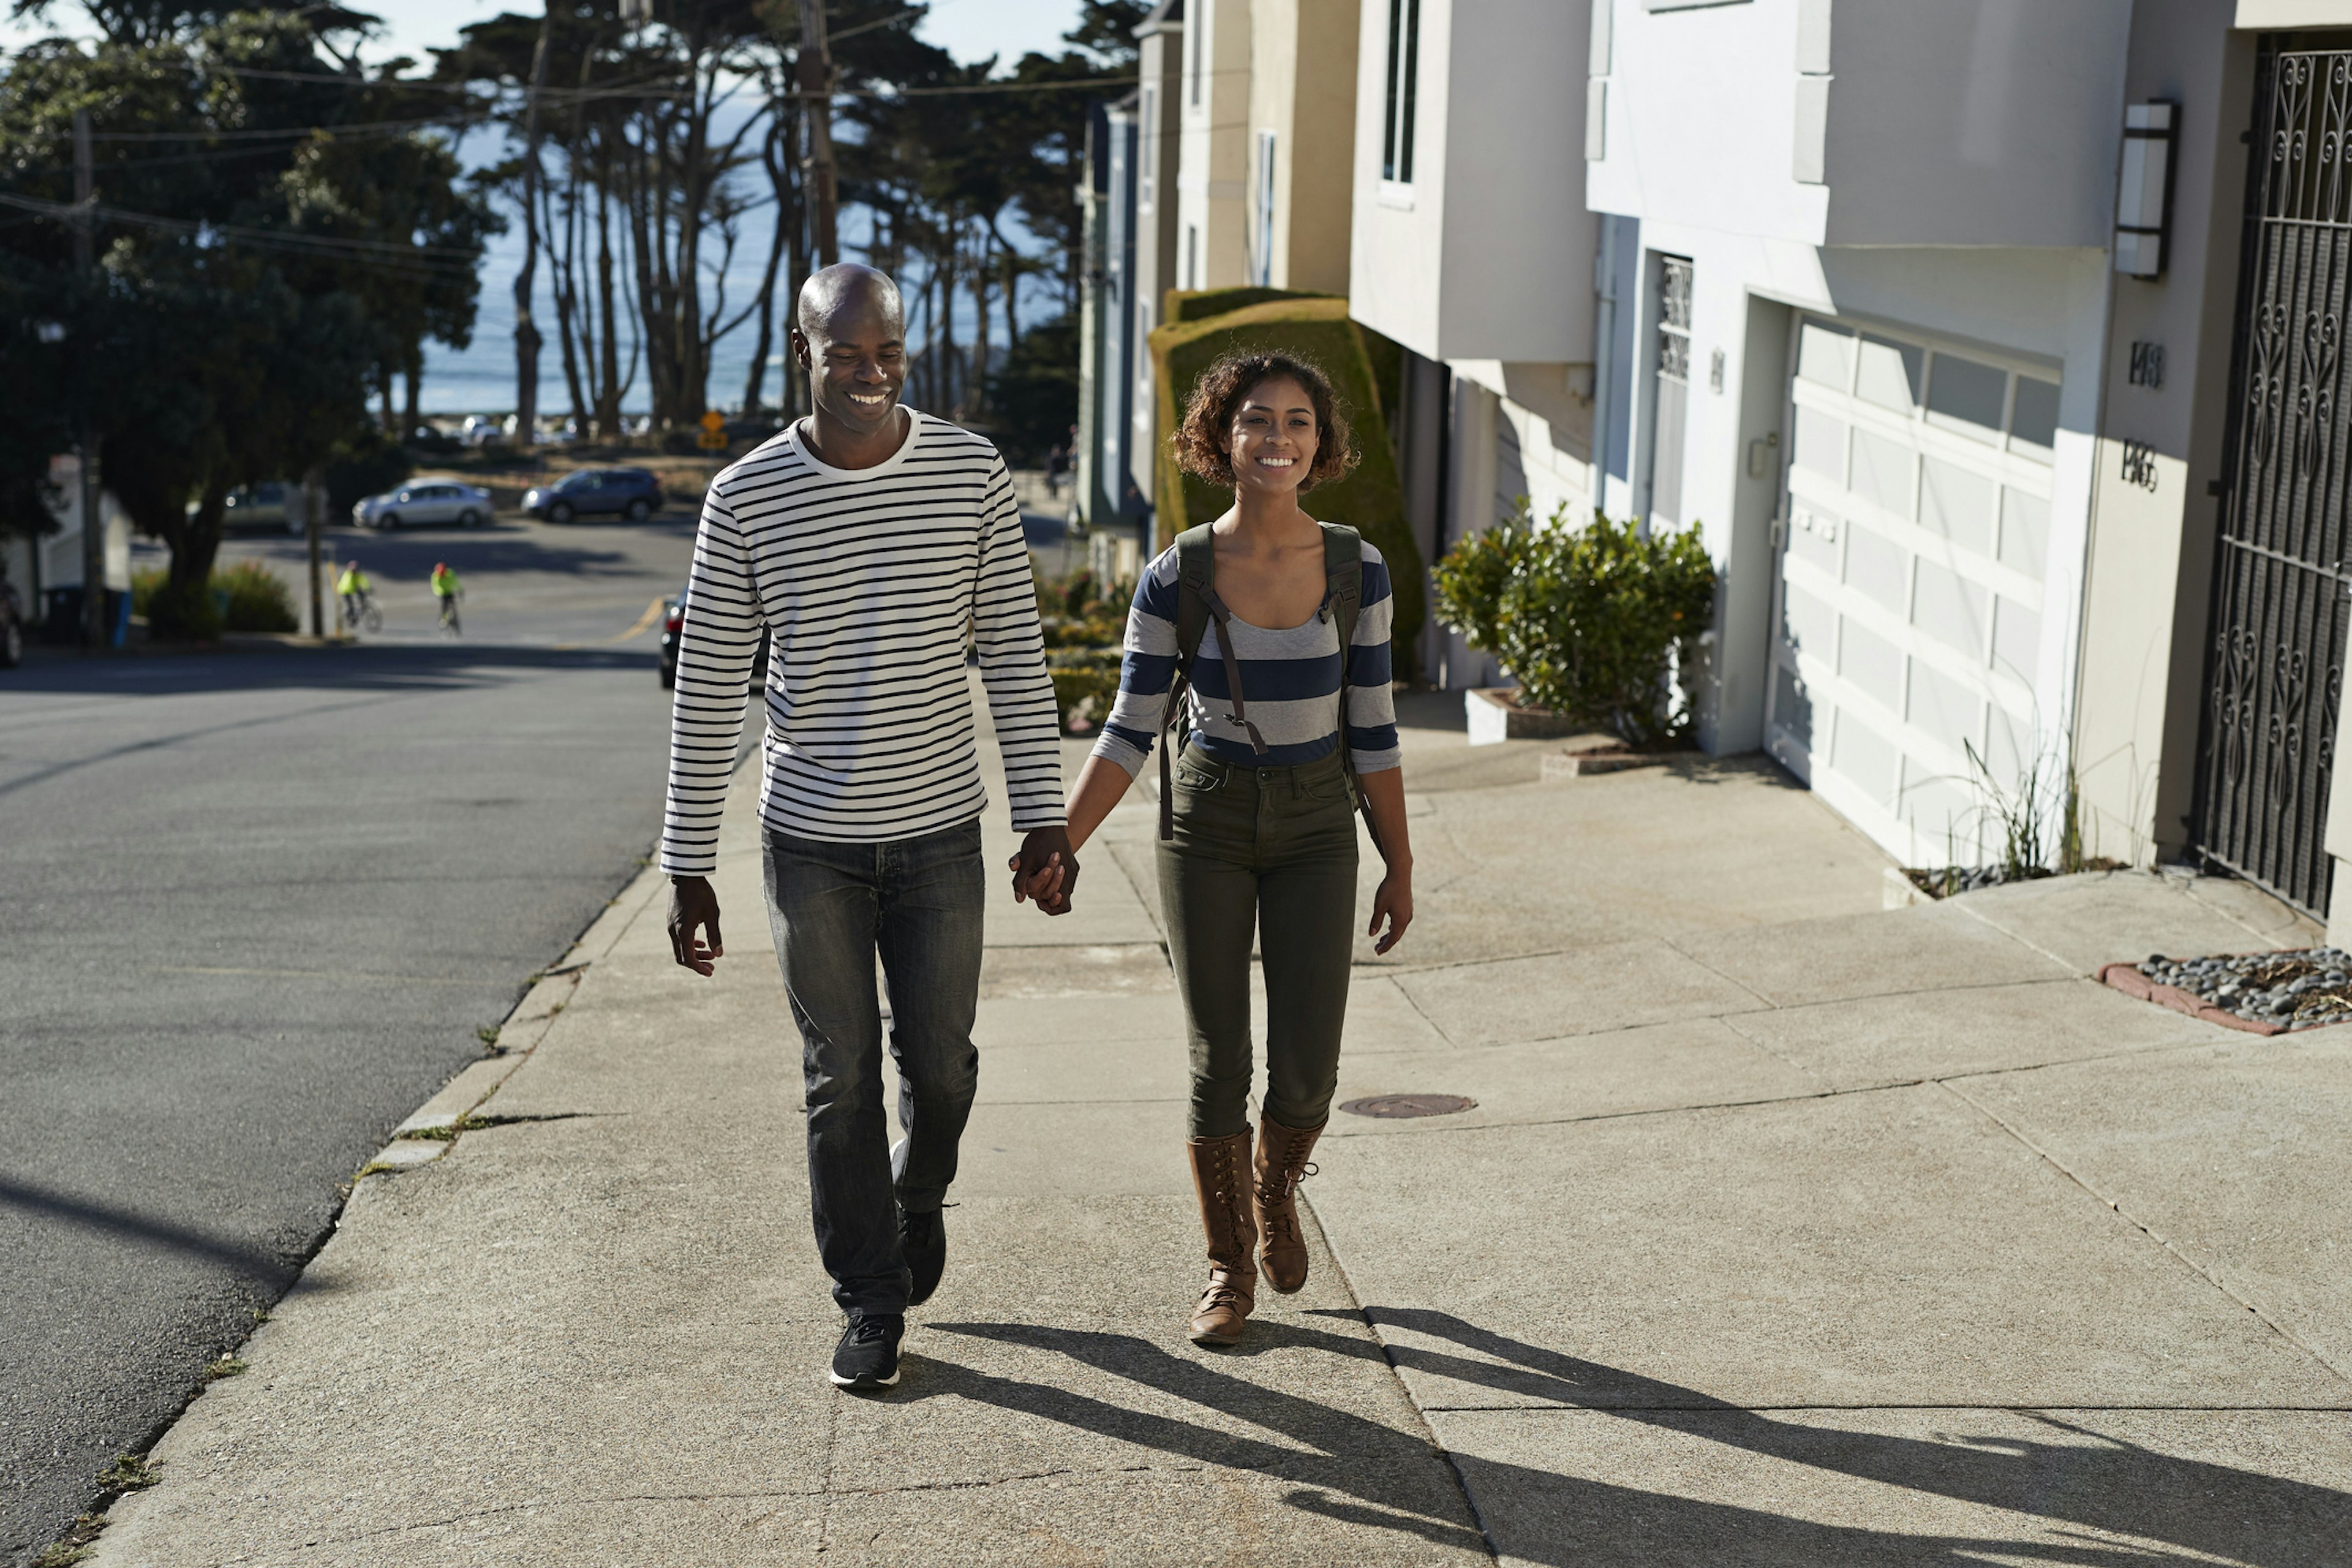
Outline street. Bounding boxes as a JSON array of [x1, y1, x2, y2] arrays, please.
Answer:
[[0, 509, 698, 1564]]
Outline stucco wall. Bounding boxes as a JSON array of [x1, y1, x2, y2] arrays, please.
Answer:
[[1177, 0, 1251, 290], [1250, 0, 1361, 295], [1822, 2, 2132, 246]]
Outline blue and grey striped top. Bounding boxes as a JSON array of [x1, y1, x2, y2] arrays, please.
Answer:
[[1089, 535, 1403, 778]]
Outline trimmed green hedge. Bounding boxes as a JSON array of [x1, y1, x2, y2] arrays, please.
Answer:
[[1164, 286, 1330, 325], [1145, 293, 1425, 662]]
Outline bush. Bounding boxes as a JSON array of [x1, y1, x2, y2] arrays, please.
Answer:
[[1433, 505, 1716, 747], [216, 559, 298, 632], [132, 560, 297, 638], [1046, 647, 1124, 735]]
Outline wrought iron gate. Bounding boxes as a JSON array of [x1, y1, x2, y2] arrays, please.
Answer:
[[2195, 48, 2352, 916]]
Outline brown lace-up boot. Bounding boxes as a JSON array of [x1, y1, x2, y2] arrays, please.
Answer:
[[1184, 1129, 1258, 1346], [1253, 1117, 1324, 1294]]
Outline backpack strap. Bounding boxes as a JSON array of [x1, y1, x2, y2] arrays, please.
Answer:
[[1316, 522, 1381, 852], [1160, 524, 1217, 841]]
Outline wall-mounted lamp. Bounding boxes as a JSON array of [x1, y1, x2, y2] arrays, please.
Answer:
[[2114, 100, 2176, 279]]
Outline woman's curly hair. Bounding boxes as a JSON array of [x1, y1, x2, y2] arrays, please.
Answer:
[[1173, 351, 1360, 491]]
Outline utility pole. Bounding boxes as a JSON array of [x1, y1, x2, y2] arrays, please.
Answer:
[[798, 0, 839, 266], [512, 7, 553, 453], [304, 469, 326, 637], [74, 107, 105, 652]]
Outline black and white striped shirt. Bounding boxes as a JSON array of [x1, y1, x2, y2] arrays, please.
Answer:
[[659, 412, 1066, 872]]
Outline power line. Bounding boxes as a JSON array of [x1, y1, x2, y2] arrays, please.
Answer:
[[0, 189, 486, 277]]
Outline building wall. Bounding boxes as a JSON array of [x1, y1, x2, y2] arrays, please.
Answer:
[[1349, 0, 1594, 363], [1176, 0, 1251, 291], [2076, 9, 2256, 870], [1248, 0, 1361, 295], [1097, 104, 1141, 522], [1129, 11, 1185, 511]]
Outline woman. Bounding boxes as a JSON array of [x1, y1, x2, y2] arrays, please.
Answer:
[[1054, 351, 1414, 1346]]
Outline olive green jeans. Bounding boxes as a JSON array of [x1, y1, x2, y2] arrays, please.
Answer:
[[1158, 742, 1360, 1139]]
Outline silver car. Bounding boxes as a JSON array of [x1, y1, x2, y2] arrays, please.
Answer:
[[353, 481, 493, 529]]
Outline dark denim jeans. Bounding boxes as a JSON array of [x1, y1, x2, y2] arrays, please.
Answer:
[[763, 817, 985, 1315], [1158, 743, 1360, 1139]]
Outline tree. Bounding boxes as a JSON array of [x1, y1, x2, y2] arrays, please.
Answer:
[[0, 5, 492, 606]]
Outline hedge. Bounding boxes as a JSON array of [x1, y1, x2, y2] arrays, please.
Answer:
[[1145, 293, 1425, 660]]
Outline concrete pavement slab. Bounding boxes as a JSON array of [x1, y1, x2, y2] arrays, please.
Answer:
[[1322, 1018, 1822, 1138], [1426, 1405, 2352, 1567], [1305, 1084, 2347, 1411], [1392, 940, 1772, 1047], [1953, 869, 2321, 975], [978, 943, 1172, 998], [1958, 1030, 2352, 1382], [1721, 975, 2226, 1090], [972, 1034, 1190, 1106], [1673, 901, 2075, 1008]]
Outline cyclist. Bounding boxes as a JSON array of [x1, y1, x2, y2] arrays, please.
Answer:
[[335, 560, 372, 630], [431, 560, 462, 635]]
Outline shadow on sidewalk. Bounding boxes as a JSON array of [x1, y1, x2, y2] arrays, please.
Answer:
[[900, 1315, 2349, 1566]]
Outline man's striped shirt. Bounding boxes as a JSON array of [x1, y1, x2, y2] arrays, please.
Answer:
[[1089, 536, 1402, 779], [660, 412, 1065, 873]]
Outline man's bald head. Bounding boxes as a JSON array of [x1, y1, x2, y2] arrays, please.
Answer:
[[796, 263, 904, 343]]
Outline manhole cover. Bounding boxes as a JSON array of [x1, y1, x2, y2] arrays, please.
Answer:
[[1339, 1094, 1477, 1120]]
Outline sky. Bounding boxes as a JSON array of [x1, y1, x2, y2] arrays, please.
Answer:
[[2, 1, 1093, 417]]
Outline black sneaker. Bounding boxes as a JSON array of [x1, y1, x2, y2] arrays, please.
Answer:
[[901, 1207, 947, 1308], [830, 1312, 903, 1390]]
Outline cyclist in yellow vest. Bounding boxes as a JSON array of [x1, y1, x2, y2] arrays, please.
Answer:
[[431, 561, 462, 635], [335, 560, 371, 627]]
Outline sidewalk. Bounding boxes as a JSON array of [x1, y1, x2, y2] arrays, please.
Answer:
[[83, 693, 2352, 1565]]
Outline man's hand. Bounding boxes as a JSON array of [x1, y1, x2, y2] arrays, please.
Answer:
[[668, 875, 724, 974], [1009, 826, 1079, 916]]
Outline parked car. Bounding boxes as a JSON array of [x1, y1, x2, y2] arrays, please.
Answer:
[[658, 583, 767, 690], [352, 481, 494, 529], [524, 467, 663, 525], [221, 481, 302, 534], [459, 416, 500, 448], [0, 574, 23, 668]]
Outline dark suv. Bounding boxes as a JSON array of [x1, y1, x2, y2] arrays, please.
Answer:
[[522, 467, 664, 524]]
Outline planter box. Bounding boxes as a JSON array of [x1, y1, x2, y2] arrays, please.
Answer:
[[1465, 687, 1589, 746]]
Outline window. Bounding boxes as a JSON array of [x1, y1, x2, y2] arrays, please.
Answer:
[[1185, 225, 1198, 290], [1186, 13, 1200, 108], [1252, 130, 1277, 287], [1381, 0, 1421, 183], [1139, 86, 1156, 208], [1648, 254, 1694, 529]]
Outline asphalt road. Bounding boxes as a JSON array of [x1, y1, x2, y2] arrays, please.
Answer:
[[0, 509, 703, 1564]]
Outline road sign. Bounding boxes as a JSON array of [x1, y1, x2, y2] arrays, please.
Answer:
[[699, 409, 725, 433], [698, 431, 729, 450]]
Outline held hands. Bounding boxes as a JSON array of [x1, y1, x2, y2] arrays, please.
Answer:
[[668, 875, 723, 975], [1368, 866, 1414, 956], [1009, 825, 1080, 916]]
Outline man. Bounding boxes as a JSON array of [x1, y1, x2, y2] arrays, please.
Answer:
[[431, 560, 461, 635], [663, 263, 1076, 1392], [334, 559, 370, 628]]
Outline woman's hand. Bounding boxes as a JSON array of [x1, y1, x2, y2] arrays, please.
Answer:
[[1368, 867, 1413, 955]]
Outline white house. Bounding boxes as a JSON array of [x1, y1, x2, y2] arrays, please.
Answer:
[[1349, 0, 2352, 939]]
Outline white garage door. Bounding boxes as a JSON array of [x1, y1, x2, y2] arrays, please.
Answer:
[[1763, 316, 2062, 867]]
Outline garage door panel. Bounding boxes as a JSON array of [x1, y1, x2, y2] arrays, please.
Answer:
[[1767, 311, 2064, 867]]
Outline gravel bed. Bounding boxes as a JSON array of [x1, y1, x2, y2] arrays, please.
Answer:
[[2136, 948, 2352, 1031], [1905, 864, 2055, 899]]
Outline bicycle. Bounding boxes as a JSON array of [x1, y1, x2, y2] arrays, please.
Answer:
[[342, 590, 382, 635], [436, 591, 462, 636]]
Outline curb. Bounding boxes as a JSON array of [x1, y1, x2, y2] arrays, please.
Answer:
[[358, 861, 669, 1175]]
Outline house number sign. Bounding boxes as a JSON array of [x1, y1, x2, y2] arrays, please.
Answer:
[[2121, 439, 2160, 491]]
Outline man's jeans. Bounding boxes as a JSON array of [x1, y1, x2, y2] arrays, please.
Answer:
[[763, 818, 985, 1315]]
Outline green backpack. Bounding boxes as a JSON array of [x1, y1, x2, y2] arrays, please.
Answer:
[[1156, 520, 1378, 848]]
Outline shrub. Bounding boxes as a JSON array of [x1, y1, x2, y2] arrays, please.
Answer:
[[215, 560, 298, 632], [132, 561, 297, 638], [1046, 647, 1124, 734], [1434, 505, 1716, 747]]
